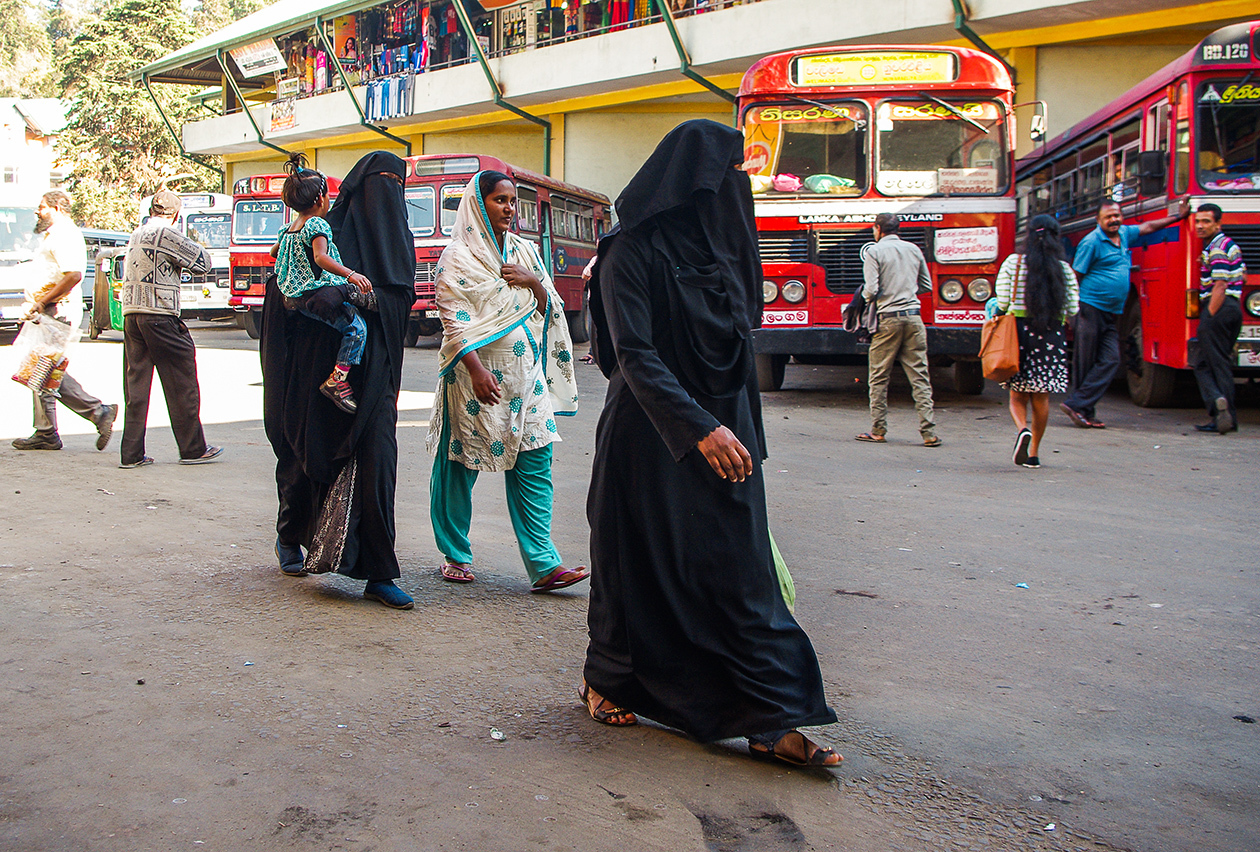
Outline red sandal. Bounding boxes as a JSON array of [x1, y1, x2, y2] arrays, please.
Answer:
[[531, 565, 590, 593]]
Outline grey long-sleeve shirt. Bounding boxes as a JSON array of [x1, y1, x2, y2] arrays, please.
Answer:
[[860, 234, 931, 314], [121, 220, 212, 317]]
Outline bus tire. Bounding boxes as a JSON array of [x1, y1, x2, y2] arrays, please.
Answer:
[[234, 312, 248, 329], [755, 353, 788, 392], [404, 322, 421, 348], [243, 309, 262, 340], [567, 305, 590, 344], [1123, 302, 1176, 407], [954, 360, 984, 395]]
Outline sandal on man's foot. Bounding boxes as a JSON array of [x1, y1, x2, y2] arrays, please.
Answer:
[[748, 730, 842, 767], [855, 432, 886, 443], [922, 436, 942, 447], [578, 682, 637, 726], [440, 563, 475, 583], [531, 565, 590, 593]]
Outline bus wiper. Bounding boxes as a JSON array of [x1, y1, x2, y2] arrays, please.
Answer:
[[917, 92, 988, 133]]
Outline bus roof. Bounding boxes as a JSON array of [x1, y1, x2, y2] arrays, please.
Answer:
[[739, 44, 1013, 98], [1018, 20, 1259, 170], [232, 174, 343, 196], [404, 154, 612, 207]]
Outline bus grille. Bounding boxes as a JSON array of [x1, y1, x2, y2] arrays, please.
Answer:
[[1223, 225, 1260, 265], [233, 265, 271, 288], [815, 228, 927, 294], [414, 261, 437, 298], [758, 232, 809, 263]]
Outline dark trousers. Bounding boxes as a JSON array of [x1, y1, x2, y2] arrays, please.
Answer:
[[1064, 302, 1121, 420], [121, 313, 208, 464], [1194, 297, 1242, 421]]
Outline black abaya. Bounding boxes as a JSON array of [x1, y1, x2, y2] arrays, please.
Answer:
[[583, 121, 835, 742], [260, 151, 414, 581]]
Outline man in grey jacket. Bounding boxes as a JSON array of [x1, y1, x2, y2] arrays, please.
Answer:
[[855, 213, 940, 446], [118, 191, 222, 468]]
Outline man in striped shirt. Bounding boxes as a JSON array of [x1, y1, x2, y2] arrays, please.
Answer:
[[1192, 203, 1245, 434]]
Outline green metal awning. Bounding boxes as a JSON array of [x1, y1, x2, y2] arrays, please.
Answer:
[[129, 0, 383, 88]]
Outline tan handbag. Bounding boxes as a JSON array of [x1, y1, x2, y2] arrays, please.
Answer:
[[979, 256, 1021, 382]]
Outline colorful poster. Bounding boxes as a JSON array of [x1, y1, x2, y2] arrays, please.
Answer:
[[334, 15, 358, 61]]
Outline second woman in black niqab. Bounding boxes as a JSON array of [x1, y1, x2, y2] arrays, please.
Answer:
[[582, 120, 840, 766], [261, 151, 416, 610]]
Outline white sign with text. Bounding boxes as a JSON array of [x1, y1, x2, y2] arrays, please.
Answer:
[[934, 227, 999, 264]]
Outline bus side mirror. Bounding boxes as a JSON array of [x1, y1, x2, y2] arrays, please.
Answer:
[[1028, 114, 1046, 142], [1137, 151, 1167, 196]]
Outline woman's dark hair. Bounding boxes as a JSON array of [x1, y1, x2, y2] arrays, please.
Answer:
[[477, 170, 513, 200], [1022, 214, 1067, 329], [282, 152, 328, 212]]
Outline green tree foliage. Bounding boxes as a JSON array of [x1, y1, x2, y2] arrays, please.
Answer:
[[57, 0, 224, 229], [0, 0, 55, 97]]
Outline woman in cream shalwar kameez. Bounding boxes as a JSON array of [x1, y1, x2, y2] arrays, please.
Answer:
[[426, 170, 586, 592]]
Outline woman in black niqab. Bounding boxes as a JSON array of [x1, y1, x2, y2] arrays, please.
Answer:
[[582, 120, 840, 766], [260, 150, 416, 609]]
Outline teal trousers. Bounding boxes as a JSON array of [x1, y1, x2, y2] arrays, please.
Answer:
[[430, 437, 562, 584]]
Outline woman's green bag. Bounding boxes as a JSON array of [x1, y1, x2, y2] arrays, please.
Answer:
[[769, 530, 796, 613]]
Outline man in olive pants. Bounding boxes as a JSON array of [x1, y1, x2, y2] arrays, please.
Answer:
[[856, 213, 940, 447]]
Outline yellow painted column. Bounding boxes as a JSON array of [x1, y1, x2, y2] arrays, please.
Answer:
[[1007, 46, 1038, 159], [549, 113, 565, 181]]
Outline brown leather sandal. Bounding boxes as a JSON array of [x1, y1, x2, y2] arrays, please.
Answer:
[[748, 730, 842, 767], [578, 682, 637, 726]]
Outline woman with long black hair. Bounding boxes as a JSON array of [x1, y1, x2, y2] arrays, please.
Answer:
[[994, 214, 1080, 469]]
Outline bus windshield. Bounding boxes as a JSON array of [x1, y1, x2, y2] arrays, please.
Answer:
[[1197, 80, 1260, 192], [232, 199, 286, 244], [187, 212, 231, 249], [406, 186, 436, 235], [875, 99, 1007, 196], [742, 102, 868, 194], [0, 207, 38, 257]]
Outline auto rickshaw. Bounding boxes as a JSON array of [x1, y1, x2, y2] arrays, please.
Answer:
[[88, 247, 126, 339]]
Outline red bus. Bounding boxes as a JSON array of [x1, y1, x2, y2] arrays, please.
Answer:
[[401, 154, 612, 346], [228, 173, 342, 339], [738, 45, 1017, 392], [1015, 20, 1260, 407]]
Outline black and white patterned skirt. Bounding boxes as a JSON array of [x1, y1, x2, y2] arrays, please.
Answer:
[[1002, 319, 1068, 394]]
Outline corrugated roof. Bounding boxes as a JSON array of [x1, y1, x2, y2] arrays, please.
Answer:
[[4, 99, 67, 136]]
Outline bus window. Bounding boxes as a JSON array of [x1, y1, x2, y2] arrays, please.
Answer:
[[876, 99, 1007, 196], [517, 186, 539, 232], [440, 185, 464, 235], [186, 212, 231, 249], [406, 186, 436, 235], [233, 199, 286, 243], [1196, 79, 1260, 192], [743, 102, 867, 194]]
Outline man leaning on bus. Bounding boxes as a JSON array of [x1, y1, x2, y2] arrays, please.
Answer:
[[1060, 198, 1189, 429], [1191, 203, 1245, 434]]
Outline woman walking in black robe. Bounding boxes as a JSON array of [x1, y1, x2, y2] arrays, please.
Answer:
[[582, 120, 840, 766], [260, 151, 416, 610]]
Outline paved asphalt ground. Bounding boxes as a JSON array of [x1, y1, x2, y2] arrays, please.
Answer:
[[0, 321, 1255, 852]]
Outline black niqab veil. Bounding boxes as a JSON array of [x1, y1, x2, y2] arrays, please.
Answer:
[[610, 119, 762, 397]]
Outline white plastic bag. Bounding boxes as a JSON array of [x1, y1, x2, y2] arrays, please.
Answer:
[[9, 314, 77, 395]]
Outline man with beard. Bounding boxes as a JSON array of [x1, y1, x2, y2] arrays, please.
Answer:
[[12, 191, 117, 452]]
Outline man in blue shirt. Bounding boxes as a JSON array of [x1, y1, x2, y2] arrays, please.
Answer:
[[1060, 199, 1188, 427]]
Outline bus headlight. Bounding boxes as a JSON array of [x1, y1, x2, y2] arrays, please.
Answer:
[[939, 279, 964, 303], [1246, 291, 1260, 317], [781, 280, 806, 303], [967, 277, 993, 302], [763, 280, 778, 303], [232, 279, 250, 292]]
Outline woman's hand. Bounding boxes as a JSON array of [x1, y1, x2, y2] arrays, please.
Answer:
[[501, 263, 540, 290], [696, 426, 753, 482], [347, 271, 373, 294], [461, 351, 501, 405]]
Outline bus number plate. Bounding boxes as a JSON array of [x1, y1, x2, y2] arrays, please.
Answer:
[[1236, 326, 1260, 340]]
